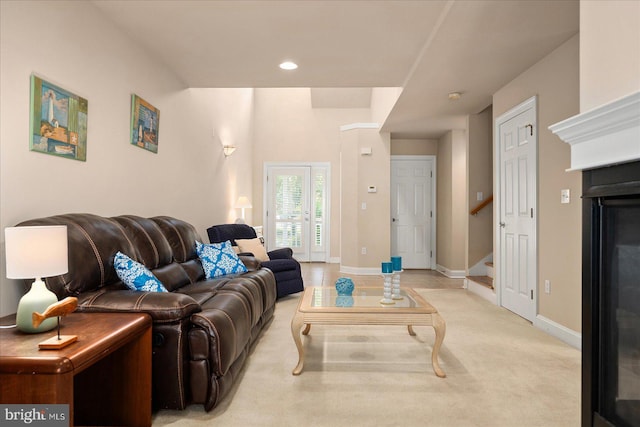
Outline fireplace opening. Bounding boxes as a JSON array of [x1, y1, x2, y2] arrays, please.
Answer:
[[583, 160, 640, 427]]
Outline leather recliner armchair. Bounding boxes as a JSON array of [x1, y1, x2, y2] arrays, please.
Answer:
[[207, 223, 304, 298]]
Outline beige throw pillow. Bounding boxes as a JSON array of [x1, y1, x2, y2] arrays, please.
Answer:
[[235, 238, 269, 262]]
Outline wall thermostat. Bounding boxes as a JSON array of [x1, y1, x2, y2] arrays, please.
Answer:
[[368, 186, 377, 193]]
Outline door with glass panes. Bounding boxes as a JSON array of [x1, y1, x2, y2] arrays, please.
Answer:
[[265, 164, 329, 262]]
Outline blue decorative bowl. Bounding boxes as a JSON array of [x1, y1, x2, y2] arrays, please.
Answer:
[[335, 295, 354, 307], [335, 277, 355, 296]]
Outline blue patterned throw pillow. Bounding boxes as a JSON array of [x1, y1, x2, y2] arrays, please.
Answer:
[[196, 240, 248, 279], [114, 251, 168, 292]]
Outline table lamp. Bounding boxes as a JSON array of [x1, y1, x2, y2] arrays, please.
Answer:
[[234, 196, 252, 224], [5, 225, 68, 333]]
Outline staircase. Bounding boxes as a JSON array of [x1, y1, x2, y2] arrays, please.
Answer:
[[467, 198, 496, 304], [466, 261, 496, 304]]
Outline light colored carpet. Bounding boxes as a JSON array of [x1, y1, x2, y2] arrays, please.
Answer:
[[153, 286, 580, 427]]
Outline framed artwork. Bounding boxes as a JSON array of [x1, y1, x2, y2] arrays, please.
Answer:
[[30, 75, 88, 161], [130, 94, 159, 153]]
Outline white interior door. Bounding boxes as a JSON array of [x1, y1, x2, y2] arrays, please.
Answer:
[[265, 164, 329, 262], [497, 97, 537, 322], [391, 156, 436, 269]]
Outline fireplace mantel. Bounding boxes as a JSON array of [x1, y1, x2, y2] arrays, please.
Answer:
[[549, 91, 640, 171]]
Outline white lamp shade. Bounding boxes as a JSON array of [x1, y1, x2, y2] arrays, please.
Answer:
[[235, 196, 252, 209], [5, 225, 68, 279]]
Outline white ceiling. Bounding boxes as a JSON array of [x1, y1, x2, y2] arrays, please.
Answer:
[[92, 0, 579, 139]]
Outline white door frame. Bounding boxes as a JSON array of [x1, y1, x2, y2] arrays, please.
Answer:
[[263, 162, 331, 262], [494, 96, 538, 318], [390, 155, 437, 269]]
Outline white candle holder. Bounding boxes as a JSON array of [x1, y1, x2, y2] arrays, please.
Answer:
[[380, 273, 395, 305], [392, 270, 404, 300]]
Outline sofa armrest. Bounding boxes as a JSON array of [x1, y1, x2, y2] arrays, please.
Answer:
[[238, 255, 261, 271], [77, 289, 201, 323], [267, 247, 293, 259]]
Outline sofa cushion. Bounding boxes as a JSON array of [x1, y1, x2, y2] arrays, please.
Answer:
[[112, 215, 174, 269], [151, 263, 192, 292], [191, 291, 254, 377], [78, 287, 201, 322], [196, 241, 248, 279], [114, 251, 168, 292], [152, 216, 201, 263], [235, 238, 269, 262], [16, 214, 138, 299]]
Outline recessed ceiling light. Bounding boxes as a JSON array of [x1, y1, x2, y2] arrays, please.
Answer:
[[448, 92, 462, 100], [279, 61, 298, 70]]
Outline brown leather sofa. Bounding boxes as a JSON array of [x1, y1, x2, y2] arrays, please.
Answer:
[[15, 213, 277, 412]]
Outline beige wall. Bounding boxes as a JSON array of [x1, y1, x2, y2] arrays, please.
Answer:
[[340, 128, 391, 270], [436, 133, 452, 270], [371, 87, 403, 124], [580, 0, 640, 111], [190, 88, 256, 223], [356, 129, 391, 269], [493, 35, 581, 332], [451, 130, 468, 271], [391, 138, 438, 156], [436, 130, 467, 273], [0, 1, 253, 316], [467, 106, 493, 268], [251, 88, 371, 261]]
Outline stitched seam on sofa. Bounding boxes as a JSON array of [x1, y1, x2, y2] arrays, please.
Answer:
[[165, 220, 187, 261], [84, 288, 108, 306], [194, 313, 225, 374], [57, 273, 69, 294], [67, 219, 105, 287], [77, 301, 200, 315], [125, 220, 160, 265], [246, 277, 266, 307], [79, 303, 201, 312], [112, 221, 139, 264], [133, 293, 148, 310], [150, 222, 163, 266], [218, 291, 251, 327], [135, 219, 161, 267], [177, 324, 185, 406]]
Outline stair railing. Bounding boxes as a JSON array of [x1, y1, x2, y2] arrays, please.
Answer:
[[470, 194, 493, 216]]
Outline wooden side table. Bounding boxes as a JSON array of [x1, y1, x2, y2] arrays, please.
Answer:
[[0, 312, 152, 427]]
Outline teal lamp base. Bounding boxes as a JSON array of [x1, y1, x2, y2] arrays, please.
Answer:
[[16, 279, 58, 333]]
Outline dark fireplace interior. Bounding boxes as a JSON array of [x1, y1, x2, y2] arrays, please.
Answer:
[[582, 160, 640, 427]]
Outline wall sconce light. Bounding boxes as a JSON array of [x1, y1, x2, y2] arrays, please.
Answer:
[[223, 145, 236, 157]]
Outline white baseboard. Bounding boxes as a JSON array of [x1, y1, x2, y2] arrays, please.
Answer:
[[340, 265, 381, 275], [465, 278, 497, 305], [435, 264, 466, 279], [533, 314, 582, 350], [327, 257, 340, 264]]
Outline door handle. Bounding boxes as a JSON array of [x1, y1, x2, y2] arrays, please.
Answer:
[[499, 222, 506, 228], [392, 218, 397, 222]]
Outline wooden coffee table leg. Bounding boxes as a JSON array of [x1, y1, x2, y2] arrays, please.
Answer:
[[302, 323, 311, 335], [291, 312, 306, 375], [431, 313, 447, 378], [408, 325, 416, 336]]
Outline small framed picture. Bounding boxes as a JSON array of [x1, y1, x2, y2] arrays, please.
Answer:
[[30, 75, 88, 161], [130, 94, 159, 153]]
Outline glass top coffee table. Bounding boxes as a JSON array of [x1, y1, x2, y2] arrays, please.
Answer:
[[291, 286, 446, 378]]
